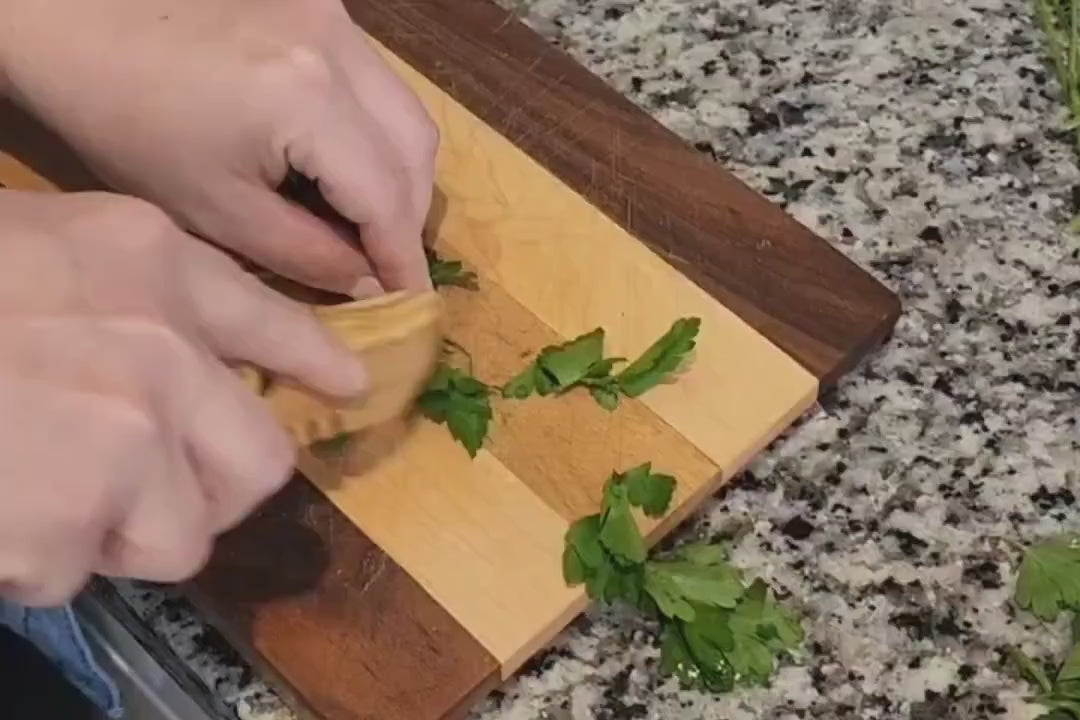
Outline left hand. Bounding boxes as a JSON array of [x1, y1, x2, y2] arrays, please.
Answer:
[[0, 0, 438, 296]]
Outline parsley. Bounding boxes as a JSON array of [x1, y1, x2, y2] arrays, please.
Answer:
[[308, 431, 355, 458], [1009, 534, 1080, 720], [616, 317, 701, 397], [416, 362, 493, 457], [562, 463, 803, 692], [1011, 640, 1080, 719], [426, 248, 478, 290], [503, 318, 700, 410], [1015, 534, 1080, 622]]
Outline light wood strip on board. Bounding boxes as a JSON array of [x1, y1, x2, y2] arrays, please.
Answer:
[[297, 423, 584, 678], [435, 263, 720, 525], [370, 38, 820, 481]]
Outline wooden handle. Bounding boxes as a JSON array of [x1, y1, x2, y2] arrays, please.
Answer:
[[240, 290, 444, 446]]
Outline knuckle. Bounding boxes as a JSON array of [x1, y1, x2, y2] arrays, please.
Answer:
[[258, 42, 337, 94]]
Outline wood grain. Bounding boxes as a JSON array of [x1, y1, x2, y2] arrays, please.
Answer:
[[436, 264, 720, 525], [189, 478, 501, 720], [298, 423, 585, 677], [344, 0, 900, 387]]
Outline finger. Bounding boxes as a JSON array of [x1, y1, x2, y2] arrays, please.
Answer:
[[338, 30, 439, 226], [94, 438, 211, 583], [183, 354, 296, 533], [201, 177, 379, 298], [183, 239, 367, 399], [284, 94, 433, 292]]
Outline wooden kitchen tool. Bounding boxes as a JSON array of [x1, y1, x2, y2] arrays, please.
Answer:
[[0, 1, 901, 718], [242, 291, 444, 447]]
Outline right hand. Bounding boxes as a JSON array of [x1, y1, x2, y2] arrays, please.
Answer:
[[0, 189, 367, 606]]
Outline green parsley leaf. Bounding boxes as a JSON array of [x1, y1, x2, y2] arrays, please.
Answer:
[[598, 483, 646, 565], [1009, 646, 1053, 693], [501, 364, 538, 399], [676, 606, 739, 689], [616, 317, 701, 398], [644, 566, 698, 622], [670, 541, 731, 566], [503, 319, 700, 408], [1015, 534, 1080, 622], [619, 462, 677, 518], [417, 363, 493, 457], [1058, 641, 1080, 687], [1038, 710, 1078, 720], [740, 578, 805, 650], [426, 248, 477, 289], [646, 558, 744, 612], [562, 516, 605, 585], [660, 621, 736, 693], [588, 383, 621, 410], [308, 431, 355, 459], [502, 329, 612, 401]]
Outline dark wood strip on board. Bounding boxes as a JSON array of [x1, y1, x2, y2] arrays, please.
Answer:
[[187, 477, 501, 720], [343, 0, 900, 386]]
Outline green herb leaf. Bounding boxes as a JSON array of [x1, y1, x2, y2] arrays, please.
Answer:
[[1058, 641, 1080, 687], [562, 516, 605, 585], [500, 330, 606, 399], [426, 248, 478, 289], [619, 463, 677, 518], [308, 431, 355, 459], [588, 383, 621, 410], [538, 329, 606, 390], [678, 606, 739, 690], [501, 364, 537, 399], [646, 559, 745, 611], [660, 621, 736, 692], [1015, 534, 1080, 622], [616, 317, 701, 397], [670, 542, 731, 566], [598, 483, 646, 565], [417, 363, 493, 457], [644, 565, 698, 622]]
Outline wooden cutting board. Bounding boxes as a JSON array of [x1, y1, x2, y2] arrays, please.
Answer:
[[0, 1, 900, 718]]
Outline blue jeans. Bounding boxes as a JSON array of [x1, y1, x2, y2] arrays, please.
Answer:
[[0, 601, 122, 718]]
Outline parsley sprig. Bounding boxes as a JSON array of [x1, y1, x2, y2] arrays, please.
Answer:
[[416, 362, 494, 458], [1009, 534, 1080, 719], [426, 248, 478, 289], [502, 318, 701, 410], [563, 463, 804, 691]]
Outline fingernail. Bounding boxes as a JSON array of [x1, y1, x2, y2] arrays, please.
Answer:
[[350, 275, 384, 300]]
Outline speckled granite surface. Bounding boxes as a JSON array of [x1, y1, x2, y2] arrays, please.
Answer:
[[108, 1, 1080, 719]]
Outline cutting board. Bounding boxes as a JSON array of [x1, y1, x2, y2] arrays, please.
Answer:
[[0, 1, 900, 718]]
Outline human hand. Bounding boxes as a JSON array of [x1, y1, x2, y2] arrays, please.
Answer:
[[0, 0, 438, 297], [0, 189, 365, 606]]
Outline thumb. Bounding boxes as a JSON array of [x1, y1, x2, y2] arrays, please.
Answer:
[[205, 179, 379, 297]]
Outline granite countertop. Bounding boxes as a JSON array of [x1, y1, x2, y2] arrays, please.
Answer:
[[111, 1, 1080, 719]]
